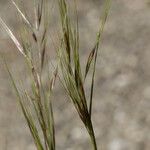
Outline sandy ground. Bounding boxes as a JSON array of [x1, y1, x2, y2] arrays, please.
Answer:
[[0, 0, 150, 150]]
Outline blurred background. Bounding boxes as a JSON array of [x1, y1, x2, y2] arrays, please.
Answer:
[[0, 0, 150, 150]]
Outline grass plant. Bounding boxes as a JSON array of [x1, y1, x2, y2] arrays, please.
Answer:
[[57, 0, 111, 149], [1, 0, 56, 150], [0, 0, 111, 149]]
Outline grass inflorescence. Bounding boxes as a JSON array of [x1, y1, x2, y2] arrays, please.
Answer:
[[0, 0, 111, 149], [57, 0, 111, 149], [1, 0, 56, 150]]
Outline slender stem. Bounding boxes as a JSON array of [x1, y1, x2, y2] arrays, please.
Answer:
[[90, 126, 97, 150], [90, 133, 97, 150], [86, 120, 98, 150], [89, 47, 98, 118], [89, 0, 111, 118]]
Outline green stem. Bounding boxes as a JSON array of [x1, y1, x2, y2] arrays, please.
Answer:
[[86, 121, 97, 150], [90, 127, 97, 150]]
